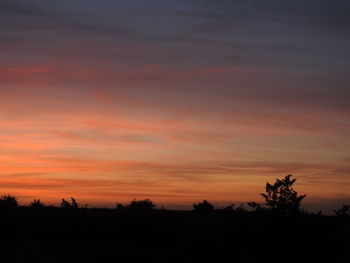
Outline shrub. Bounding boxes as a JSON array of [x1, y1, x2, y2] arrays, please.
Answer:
[[30, 199, 44, 208], [334, 205, 350, 217], [261, 174, 306, 214], [193, 200, 215, 213], [0, 194, 18, 209], [61, 197, 79, 209], [127, 199, 155, 211]]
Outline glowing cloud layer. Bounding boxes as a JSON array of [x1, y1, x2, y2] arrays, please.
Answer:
[[0, 0, 349, 211]]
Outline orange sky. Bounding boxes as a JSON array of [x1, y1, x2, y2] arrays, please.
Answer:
[[1, 80, 349, 210], [1, 0, 350, 211]]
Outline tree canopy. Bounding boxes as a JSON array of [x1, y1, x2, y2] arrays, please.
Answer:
[[261, 174, 306, 214]]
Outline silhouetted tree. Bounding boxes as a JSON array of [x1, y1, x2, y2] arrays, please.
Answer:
[[61, 197, 79, 209], [30, 199, 44, 208], [261, 174, 306, 214], [193, 200, 215, 213], [334, 205, 350, 217], [0, 194, 18, 209], [127, 199, 155, 211]]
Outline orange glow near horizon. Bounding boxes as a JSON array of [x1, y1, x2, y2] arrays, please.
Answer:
[[0, 74, 349, 210]]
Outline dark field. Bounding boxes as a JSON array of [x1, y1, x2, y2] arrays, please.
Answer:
[[1, 207, 349, 263]]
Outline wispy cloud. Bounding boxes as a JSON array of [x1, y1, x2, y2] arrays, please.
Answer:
[[0, 0, 349, 208]]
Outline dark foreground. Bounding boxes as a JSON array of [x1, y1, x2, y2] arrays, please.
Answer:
[[1, 208, 349, 263]]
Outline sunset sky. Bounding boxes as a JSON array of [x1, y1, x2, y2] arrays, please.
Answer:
[[1, 0, 349, 211]]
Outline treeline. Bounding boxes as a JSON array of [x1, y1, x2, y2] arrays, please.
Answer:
[[1, 175, 349, 216], [0, 175, 349, 262]]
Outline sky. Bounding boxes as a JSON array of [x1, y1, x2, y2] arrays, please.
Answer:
[[0, 0, 350, 211]]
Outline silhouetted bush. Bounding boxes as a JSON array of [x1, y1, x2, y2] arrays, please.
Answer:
[[334, 205, 350, 217], [61, 197, 79, 209], [261, 174, 306, 214], [193, 200, 215, 213], [127, 199, 155, 211], [29, 199, 45, 208], [0, 194, 18, 209]]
